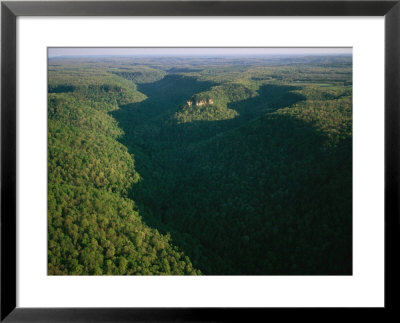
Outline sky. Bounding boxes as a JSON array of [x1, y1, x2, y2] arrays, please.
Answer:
[[48, 47, 352, 57]]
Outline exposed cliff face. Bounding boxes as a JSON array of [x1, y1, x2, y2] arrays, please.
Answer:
[[196, 100, 207, 106], [186, 98, 214, 107]]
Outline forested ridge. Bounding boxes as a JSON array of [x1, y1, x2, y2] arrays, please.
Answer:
[[48, 55, 352, 275]]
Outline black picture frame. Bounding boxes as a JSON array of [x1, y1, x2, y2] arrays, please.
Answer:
[[1, 1, 399, 321]]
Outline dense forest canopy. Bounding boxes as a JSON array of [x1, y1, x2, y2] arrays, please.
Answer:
[[48, 54, 352, 275]]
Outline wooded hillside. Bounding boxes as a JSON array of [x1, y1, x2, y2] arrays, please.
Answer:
[[48, 55, 352, 275]]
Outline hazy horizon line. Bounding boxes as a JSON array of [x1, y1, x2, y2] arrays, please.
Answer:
[[48, 47, 352, 58], [49, 54, 352, 59]]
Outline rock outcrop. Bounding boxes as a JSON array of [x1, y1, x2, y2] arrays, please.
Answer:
[[186, 98, 214, 107]]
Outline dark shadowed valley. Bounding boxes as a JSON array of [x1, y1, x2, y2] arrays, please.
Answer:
[[48, 50, 352, 275]]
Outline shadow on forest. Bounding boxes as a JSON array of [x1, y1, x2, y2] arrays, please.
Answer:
[[112, 74, 217, 129], [111, 75, 352, 275]]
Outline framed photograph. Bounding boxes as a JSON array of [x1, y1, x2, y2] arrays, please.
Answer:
[[1, 0, 399, 321]]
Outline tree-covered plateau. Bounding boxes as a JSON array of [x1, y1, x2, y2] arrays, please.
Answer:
[[48, 55, 352, 275]]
